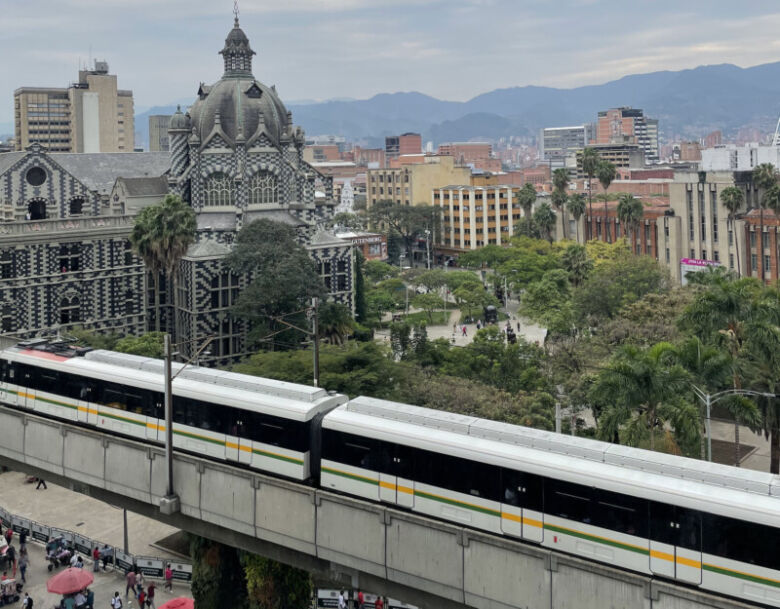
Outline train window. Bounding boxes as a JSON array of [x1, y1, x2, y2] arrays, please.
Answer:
[[545, 479, 592, 524], [703, 513, 780, 571], [61, 373, 96, 402], [0, 359, 7, 382], [650, 502, 700, 550], [591, 488, 647, 538], [501, 469, 543, 512], [412, 448, 500, 500], [37, 370, 60, 394], [323, 429, 381, 469], [241, 410, 309, 452]]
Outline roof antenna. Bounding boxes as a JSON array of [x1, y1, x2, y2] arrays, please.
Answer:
[[233, 0, 239, 26]]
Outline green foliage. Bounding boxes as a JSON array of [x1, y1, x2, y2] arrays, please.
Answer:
[[114, 332, 165, 358], [453, 283, 499, 320], [513, 183, 538, 216], [496, 237, 562, 289], [364, 260, 400, 283], [443, 270, 482, 291], [414, 269, 448, 291], [368, 200, 439, 260], [532, 202, 556, 243], [560, 244, 593, 287], [411, 292, 445, 322], [401, 310, 450, 326], [242, 554, 311, 609], [226, 219, 326, 349], [330, 212, 365, 231], [354, 250, 368, 323], [457, 245, 515, 270], [596, 160, 617, 192], [67, 327, 121, 350], [318, 302, 355, 345], [190, 536, 247, 609], [520, 269, 574, 334]]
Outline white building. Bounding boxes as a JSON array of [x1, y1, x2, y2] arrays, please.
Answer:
[[700, 144, 780, 171]]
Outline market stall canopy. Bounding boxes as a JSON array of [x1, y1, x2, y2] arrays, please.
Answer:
[[46, 567, 94, 595]]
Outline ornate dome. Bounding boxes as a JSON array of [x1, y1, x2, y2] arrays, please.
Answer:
[[169, 105, 190, 131], [187, 19, 290, 147]]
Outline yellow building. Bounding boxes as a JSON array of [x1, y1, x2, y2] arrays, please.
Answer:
[[366, 155, 471, 208], [433, 185, 523, 255], [14, 60, 134, 153]]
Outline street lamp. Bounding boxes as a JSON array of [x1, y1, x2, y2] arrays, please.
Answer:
[[690, 384, 774, 462], [424, 229, 431, 270]]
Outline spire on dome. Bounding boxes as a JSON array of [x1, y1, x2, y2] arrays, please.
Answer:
[[220, 6, 255, 78]]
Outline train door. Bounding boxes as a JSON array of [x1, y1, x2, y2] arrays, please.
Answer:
[[394, 444, 415, 508], [236, 416, 252, 465], [18, 364, 34, 409], [225, 417, 241, 463], [0, 359, 17, 406], [500, 469, 544, 543], [377, 442, 396, 503], [649, 503, 702, 584]]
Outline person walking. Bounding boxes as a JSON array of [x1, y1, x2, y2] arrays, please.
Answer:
[[3, 528, 11, 545], [35, 478, 46, 490], [137, 587, 146, 609], [125, 569, 136, 599], [19, 531, 27, 553], [18, 552, 27, 583], [92, 547, 100, 573], [111, 592, 122, 609], [136, 571, 144, 597], [164, 564, 173, 592], [461, 325, 467, 336], [146, 582, 156, 609], [357, 589, 364, 609], [338, 590, 346, 609], [375, 596, 384, 609], [21, 592, 33, 609]]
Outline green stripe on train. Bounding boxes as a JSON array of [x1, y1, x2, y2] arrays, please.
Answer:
[[323, 467, 379, 486], [252, 448, 303, 465], [543, 523, 648, 556], [703, 564, 780, 589]]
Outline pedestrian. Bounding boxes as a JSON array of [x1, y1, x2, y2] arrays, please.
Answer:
[[461, 325, 467, 336], [6, 545, 16, 577], [137, 587, 146, 609], [136, 570, 144, 596], [146, 582, 156, 609], [35, 478, 46, 490], [86, 588, 94, 609], [75, 556, 84, 569], [517, 321, 520, 332], [125, 569, 137, 599], [476, 321, 481, 330], [22, 592, 33, 609], [3, 528, 10, 545], [19, 531, 27, 552], [74, 590, 86, 609], [92, 547, 100, 573], [18, 552, 27, 583], [357, 589, 364, 609], [375, 596, 384, 609], [164, 564, 173, 592], [111, 592, 122, 609], [452, 322, 457, 333], [70, 552, 80, 568], [338, 590, 346, 609], [100, 545, 111, 570]]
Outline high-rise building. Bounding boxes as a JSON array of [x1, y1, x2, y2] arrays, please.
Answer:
[[367, 155, 470, 208], [539, 125, 593, 167], [596, 107, 658, 162], [14, 60, 134, 153], [385, 133, 422, 161], [148, 115, 172, 152]]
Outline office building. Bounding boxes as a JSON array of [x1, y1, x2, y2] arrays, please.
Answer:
[[574, 143, 645, 177], [14, 60, 134, 153], [596, 107, 658, 162], [539, 125, 593, 166], [700, 144, 780, 172], [148, 115, 172, 152], [385, 133, 422, 161], [367, 155, 471, 208]]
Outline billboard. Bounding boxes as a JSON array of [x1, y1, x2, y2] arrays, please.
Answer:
[[680, 258, 720, 286]]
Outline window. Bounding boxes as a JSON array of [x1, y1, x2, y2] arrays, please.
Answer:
[[26, 167, 47, 186], [545, 479, 592, 524], [650, 502, 700, 550], [711, 191, 718, 242], [764, 254, 771, 274], [699, 190, 706, 241], [59, 296, 80, 324], [59, 244, 80, 272], [729, 253, 734, 269], [665, 248, 670, 264], [28, 198, 47, 221], [0, 303, 12, 332], [592, 488, 648, 537], [69, 197, 84, 215], [690, 249, 695, 259], [210, 272, 239, 309], [249, 172, 278, 205], [204, 173, 233, 206], [644, 224, 650, 241], [687, 190, 694, 241], [0, 251, 13, 279], [728, 229, 733, 246], [713, 250, 719, 262], [750, 231, 756, 247], [702, 250, 707, 260], [702, 513, 780, 571], [751, 253, 758, 272], [501, 468, 543, 511]]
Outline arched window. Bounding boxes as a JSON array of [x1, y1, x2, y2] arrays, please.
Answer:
[[60, 295, 80, 324], [69, 197, 84, 216], [28, 198, 47, 220], [250, 172, 279, 205], [204, 173, 233, 207]]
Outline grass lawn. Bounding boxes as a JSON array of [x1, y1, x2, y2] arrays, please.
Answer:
[[400, 310, 450, 326]]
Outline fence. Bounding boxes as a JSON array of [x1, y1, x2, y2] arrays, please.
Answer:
[[0, 505, 192, 583]]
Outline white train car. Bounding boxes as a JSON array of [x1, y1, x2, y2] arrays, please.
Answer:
[[0, 340, 346, 480], [322, 396, 780, 607]]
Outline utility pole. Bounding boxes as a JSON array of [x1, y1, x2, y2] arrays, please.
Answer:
[[312, 297, 320, 387], [160, 333, 179, 515], [425, 229, 431, 270]]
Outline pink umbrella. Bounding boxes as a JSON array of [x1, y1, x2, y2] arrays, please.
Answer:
[[46, 567, 94, 595], [158, 598, 194, 609]]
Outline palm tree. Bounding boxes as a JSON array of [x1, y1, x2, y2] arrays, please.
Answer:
[[752, 163, 778, 281], [533, 202, 556, 243], [561, 244, 593, 287], [581, 148, 599, 240], [720, 186, 744, 277], [764, 183, 780, 281], [566, 193, 586, 244], [318, 302, 355, 345], [591, 342, 695, 452], [596, 161, 617, 243], [514, 183, 537, 220], [552, 168, 570, 239], [130, 194, 196, 337], [616, 194, 643, 253]]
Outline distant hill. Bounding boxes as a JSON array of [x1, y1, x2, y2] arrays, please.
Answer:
[[134, 62, 780, 148]]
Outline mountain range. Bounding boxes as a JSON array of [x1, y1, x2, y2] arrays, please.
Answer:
[[135, 62, 780, 149]]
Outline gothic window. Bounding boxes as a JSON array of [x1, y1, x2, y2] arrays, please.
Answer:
[[69, 197, 84, 215], [204, 173, 233, 207], [28, 198, 47, 220], [0, 251, 14, 279], [250, 172, 279, 205], [60, 296, 80, 324], [1, 303, 12, 332], [59, 244, 81, 272]]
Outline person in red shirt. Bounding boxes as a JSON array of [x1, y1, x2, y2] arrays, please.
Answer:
[[357, 590, 364, 609], [375, 597, 384, 609]]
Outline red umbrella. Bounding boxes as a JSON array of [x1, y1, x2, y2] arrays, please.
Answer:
[[46, 567, 94, 595], [158, 598, 194, 609]]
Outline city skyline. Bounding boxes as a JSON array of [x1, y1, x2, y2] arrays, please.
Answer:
[[3, 1, 780, 130]]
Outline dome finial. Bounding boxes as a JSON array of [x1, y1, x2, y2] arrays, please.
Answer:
[[233, 0, 240, 26]]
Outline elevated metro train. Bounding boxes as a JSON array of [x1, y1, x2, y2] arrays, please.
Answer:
[[0, 339, 779, 607]]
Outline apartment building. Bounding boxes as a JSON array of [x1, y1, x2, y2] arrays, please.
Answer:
[[596, 107, 659, 162], [15, 60, 134, 153], [539, 125, 593, 167], [385, 133, 422, 161], [367, 155, 471, 208], [148, 115, 172, 152]]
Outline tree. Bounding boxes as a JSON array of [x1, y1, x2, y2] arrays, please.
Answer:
[[190, 536, 247, 609], [458, 245, 514, 269], [752, 163, 778, 281], [412, 292, 445, 322], [580, 147, 600, 239], [720, 185, 744, 277], [354, 250, 367, 323], [520, 269, 574, 334], [591, 342, 695, 452], [226, 219, 326, 349], [514, 183, 537, 219], [596, 161, 617, 242], [114, 332, 166, 358], [129, 194, 197, 333], [363, 260, 399, 283], [616, 193, 643, 252], [330, 212, 365, 231], [318, 302, 354, 345], [566, 193, 586, 243], [533, 202, 556, 243], [560, 243, 593, 287], [368, 200, 439, 263], [243, 554, 311, 609], [453, 283, 499, 320], [552, 168, 570, 239], [764, 183, 780, 281]]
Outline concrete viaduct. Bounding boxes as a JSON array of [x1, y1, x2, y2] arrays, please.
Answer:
[[0, 404, 758, 609]]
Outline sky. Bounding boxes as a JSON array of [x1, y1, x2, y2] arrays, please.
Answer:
[[3, 0, 780, 127]]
